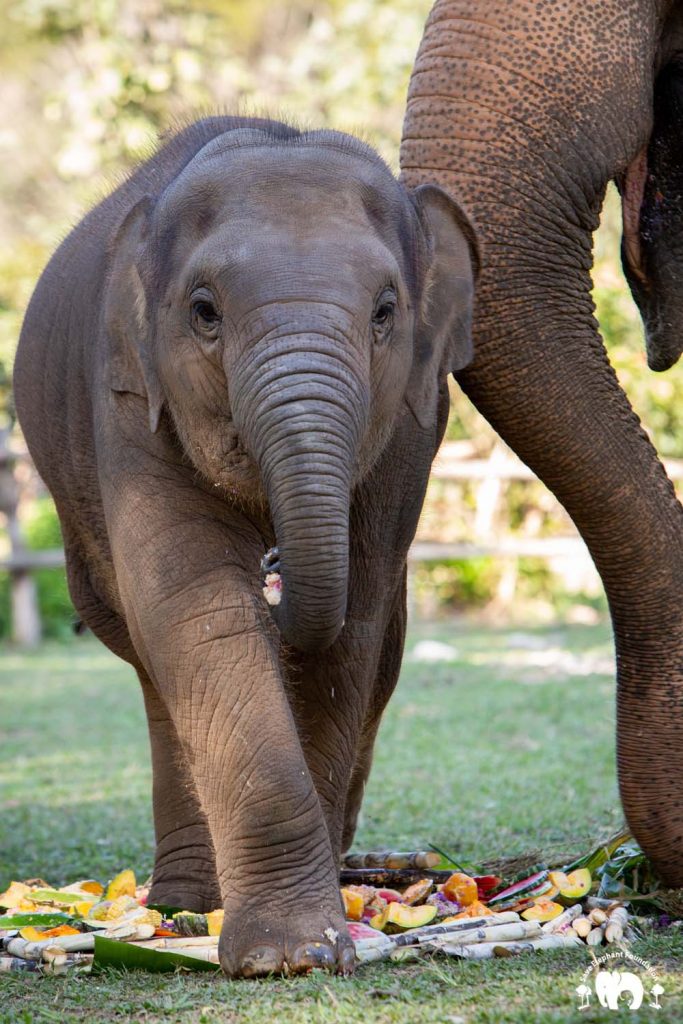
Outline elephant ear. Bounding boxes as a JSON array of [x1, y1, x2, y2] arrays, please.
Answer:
[[104, 196, 164, 433], [406, 183, 480, 430]]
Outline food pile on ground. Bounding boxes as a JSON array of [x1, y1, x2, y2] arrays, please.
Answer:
[[0, 833, 670, 976]]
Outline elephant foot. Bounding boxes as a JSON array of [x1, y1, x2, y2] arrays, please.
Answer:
[[218, 896, 354, 978], [148, 860, 221, 913]]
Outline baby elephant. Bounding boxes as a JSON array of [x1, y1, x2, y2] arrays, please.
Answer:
[[14, 116, 477, 976]]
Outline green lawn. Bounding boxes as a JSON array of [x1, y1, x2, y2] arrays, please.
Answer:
[[1, 622, 682, 1022]]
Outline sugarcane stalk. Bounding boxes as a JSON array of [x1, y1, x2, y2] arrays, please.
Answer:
[[6, 933, 95, 958], [541, 904, 582, 934], [339, 868, 454, 886], [427, 921, 542, 951], [342, 851, 442, 870], [353, 913, 522, 963], [389, 912, 521, 948], [131, 935, 220, 948], [440, 934, 582, 959], [586, 924, 606, 946], [605, 905, 629, 943], [585, 897, 623, 911], [0, 956, 41, 973], [572, 917, 592, 938]]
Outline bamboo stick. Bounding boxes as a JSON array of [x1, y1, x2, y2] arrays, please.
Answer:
[[427, 921, 542, 951]]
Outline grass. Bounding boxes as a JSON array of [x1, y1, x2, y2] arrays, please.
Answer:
[[1, 620, 682, 1022]]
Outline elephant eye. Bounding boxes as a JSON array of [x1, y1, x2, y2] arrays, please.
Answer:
[[371, 287, 397, 341], [190, 289, 222, 336]]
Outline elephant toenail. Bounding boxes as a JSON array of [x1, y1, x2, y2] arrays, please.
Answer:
[[339, 944, 356, 974], [240, 944, 284, 978], [290, 941, 336, 973]]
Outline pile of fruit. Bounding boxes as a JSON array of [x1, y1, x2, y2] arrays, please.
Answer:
[[0, 835, 653, 976]]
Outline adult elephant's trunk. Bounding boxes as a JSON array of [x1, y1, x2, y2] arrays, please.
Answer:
[[401, 0, 683, 884], [231, 329, 366, 652]]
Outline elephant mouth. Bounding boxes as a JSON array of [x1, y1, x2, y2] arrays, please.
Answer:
[[261, 546, 282, 606]]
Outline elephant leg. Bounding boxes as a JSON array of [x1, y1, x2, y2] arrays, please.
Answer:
[[104, 478, 351, 977], [341, 578, 407, 853], [455, 283, 683, 885], [138, 671, 220, 912]]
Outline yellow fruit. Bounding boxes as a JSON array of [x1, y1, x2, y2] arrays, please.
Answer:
[[521, 900, 564, 922], [548, 870, 569, 890], [341, 888, 365, 921], [106, 869, 136, 900], [19, 924, 80, 942], [0, 882, 31, 910], [443, 900, 494, 921], [206, 910, 224, 936], [442, 873, 479, 907], [105, 895, 139, 920], [369, 903, 437, 933], [559, 869, 592, 901]]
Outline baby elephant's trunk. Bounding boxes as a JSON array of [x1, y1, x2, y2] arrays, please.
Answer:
[[233, 331, 367, 652]]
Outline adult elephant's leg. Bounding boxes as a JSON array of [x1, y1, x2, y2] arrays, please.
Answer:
[[455, 288, 683, 886], [102, 469, 350, 976], [138, 671, 220, 912]]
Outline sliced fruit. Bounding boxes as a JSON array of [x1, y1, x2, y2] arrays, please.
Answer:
[[105, 895, 139, 920], [0, 882, 32, 910], [442, 900, 494, 921], [341, 887, 365, 921], [369, 902, 437, 933], [548, 870, 570, 890], [106, 869, 136, 901], [558, 869, 592, 904], [488, 870, 549, 906], [24, 889, 81, 906], [172, 909, 223, 937], [521, 900, 564, 922], [442, 873, 479, 907], [375, 889, 404, 904], [401, 879, 434, 905], [473, 875, 502, 900], [61, 880, 104, 898], [19, 924, 81, 942]]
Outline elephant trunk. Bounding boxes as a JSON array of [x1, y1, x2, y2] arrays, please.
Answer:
[[232, 331, 367, 652]]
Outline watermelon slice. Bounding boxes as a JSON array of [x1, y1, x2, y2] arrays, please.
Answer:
[[487, 870, 549, 907]]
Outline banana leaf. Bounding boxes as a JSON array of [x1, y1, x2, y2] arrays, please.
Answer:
[[93, 936, 219, 973], [0, 912, 74, 929], [562, 829, 631, 875]]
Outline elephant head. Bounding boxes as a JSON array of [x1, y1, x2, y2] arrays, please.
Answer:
[[104, 126, 477, 652], [595, 969, 644, 1011], [619, 57, 683, 371]]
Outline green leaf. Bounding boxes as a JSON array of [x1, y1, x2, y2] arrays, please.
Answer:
[[0, 912, 74, 928], [93, 936, 219, 973], [427, 843, 481, 875]]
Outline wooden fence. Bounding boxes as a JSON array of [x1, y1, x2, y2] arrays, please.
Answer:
[[2, 437, 683, 645]]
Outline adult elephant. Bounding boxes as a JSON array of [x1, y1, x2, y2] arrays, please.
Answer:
[[401, 0, 683, 885]]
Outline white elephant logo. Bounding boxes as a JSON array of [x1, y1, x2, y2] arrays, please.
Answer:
[[595, 969, 644, 1010]]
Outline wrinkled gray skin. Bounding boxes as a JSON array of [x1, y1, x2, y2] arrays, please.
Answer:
[[13, 117, 477, 977], [401, 0, 683, 887]]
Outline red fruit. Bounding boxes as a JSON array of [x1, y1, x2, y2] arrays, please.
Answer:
[[376, 889, 404, 904], [473, 875, 502, 900]]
